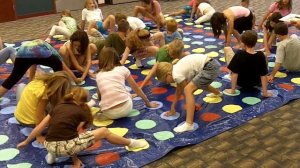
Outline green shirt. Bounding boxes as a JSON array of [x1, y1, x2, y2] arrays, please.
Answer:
[[104, 33, 126, 56], [156, 46, 174, 63]]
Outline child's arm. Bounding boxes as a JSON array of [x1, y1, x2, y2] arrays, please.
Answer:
[[268, 62, 281, 82], [170, 80, 187, 113], [80, 44, 93, 80], [261, 76, 272, 97], [77, 122, 86, 132], [224, 11, 234, 46], [259, 11, 271, 29], [120, 47, 131, 65], [67, 45, 84, 72], [17, 114, 51, 148], [224, 72, 238, 94], [140, 63, 158, 89], [189, 2, 198, 20], [35, 99, 48, 125], [62, 61, 82, 83], [0, 37, 3, 49], [127, 75, 157, 108]]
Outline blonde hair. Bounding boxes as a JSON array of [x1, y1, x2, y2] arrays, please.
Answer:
[[126, 29, 150, 50], [62, 9, 72, 17], [168, 39, 184, 59], [98, 47, 121, 72], [156, 62, 173, 82], [36, 71, 71, 106], [63, 87, 92, 129], [166, 19, 178, 33], [84, 0, 98, 9]]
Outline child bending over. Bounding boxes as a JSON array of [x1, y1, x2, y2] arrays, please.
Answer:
[[156, 54, 221, 133], [95, 47, 158, 120], [45, 9, 77, 43], [223, 30, 272, 97], [134, 0, 165, 30], [115, 13, 146, 30], [17, 87, 149, 167], [194, 0, 215, 24]]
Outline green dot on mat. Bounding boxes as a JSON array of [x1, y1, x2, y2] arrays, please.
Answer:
[[0, 148, 19, 161], [147, 59, 156, 66], [0, 135, 9, 145], [242, 97, 261, 105], [128, 109, 140, 117], [153, 131, 174, 141], [205, 45, 218, 49], [268, 62, 275, 68], [7, 163, 32, 168], [135, 120, 156, 129], [211, 81, 222, 89]]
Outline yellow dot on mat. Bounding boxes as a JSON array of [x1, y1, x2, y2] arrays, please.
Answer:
[[125, 60, 130, 64], [93, 119, 114, 127], [219, 57, 225, 62], [257, 39, 263, 43], [193, 89, 203, 95], [207, 51, 219, 58], [170, 83, 177, 87], [222, 104, 242, 114], [175, 19, 183, 22], [129, 64, 139, 70], [108, 128, 128, 137], [185, 22, 193, 26], [275, 71, 287, 78], [184, 45, 191, 49], [125, 139, 150, 152], [194, 25, 203, 28], [6, 59, 13, 64], [203, 97, 222, 104], [192, 48, 205, 53], [141, 69, 151, 75], [291, 77, 300, 85], [91, 107, 100, 116]]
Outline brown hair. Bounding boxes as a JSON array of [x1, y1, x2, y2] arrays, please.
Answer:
[[115, 13, 128, 24], [168, 39, 184, 58], [126, 29, 150, 50], [274, 22, 288, 36], [117, 19, 130, 33], [62, 9, 72, 17], [98, 47, 121, 72], [70, 31, 90, 55], [166, 19, 178, 33], [36, 71, 71, 106], [241, 30, 258, 48], [156, 62, 173, 82], [277, 0, 292, 10], [63, 87, 92, 129]]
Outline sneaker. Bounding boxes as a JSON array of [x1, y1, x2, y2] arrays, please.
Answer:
[[206, 92, 223, 98], [128, 139, 148, 149], [135, 58, 143, 68], [173, 122, 194, 133], [46, 153, 56, 164]]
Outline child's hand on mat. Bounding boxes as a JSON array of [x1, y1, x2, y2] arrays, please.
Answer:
[[146, 102, 159, 108], [224, 89, 235, 94], [262, 91, 273, 97], [36, 136, 45, 144], [75, 78, 84, 84], [267, 75, 274, 83], [17, 140, 29, 149], [131, 93, 138, 99], [164, 109, 176, 116]]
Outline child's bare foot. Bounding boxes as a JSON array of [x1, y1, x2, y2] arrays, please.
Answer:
[[164, 111, 176, 116]]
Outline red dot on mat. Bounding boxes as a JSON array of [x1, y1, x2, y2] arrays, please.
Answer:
[[220, 66, 229, 73], [219, 35, 226, 40], [278, 83, 294, 91], [131, 75, 138, 80], [0, 68, 8, 72], [205, 32, 214, 36], [144, 17, 151, 21], [95, 152, 120, 166], [183, 27, 192, 31], [85, 140, 102, 151], [151, 87, 167, 94], [193, 29, 203, 33], [54, 43, 63, 49], [200, 112, 221, 122], [166, 94, 184, 102], [0, 74, 10, 79], [137, 80, 152, 86]]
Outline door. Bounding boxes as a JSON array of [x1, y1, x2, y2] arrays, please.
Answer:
[[0, 0, 16, 23]]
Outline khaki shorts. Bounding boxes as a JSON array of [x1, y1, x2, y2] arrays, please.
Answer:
[[44, 131, 95, 156]]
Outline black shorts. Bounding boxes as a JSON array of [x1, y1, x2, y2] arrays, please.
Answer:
[[234, 11, 254, 34]]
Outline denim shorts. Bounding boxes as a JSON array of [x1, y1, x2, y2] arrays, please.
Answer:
[[192, 59, 220, 89]]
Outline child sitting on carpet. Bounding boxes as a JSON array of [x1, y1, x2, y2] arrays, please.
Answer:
[[95, 47, 158, 120], [121, 29, 158, 67], [0, 37, 16, 65], [268, 23, 300, 82], [210, 6, 254, 47], [258, 0, 292, 30], [0, 40, 64, 99], [194, 1, 216, 24], [17, 87, 149, 167], [223, 30, 271, 97], [115, 13, 146, 30], [152, 19, 183, 46], [59, 31, 97, 83], [169, 0, 201, 21], [45, 9, 77, 43], [262, 12, 282, 56], [134, 0, 165, 30], [156, 54, 221, 133], [81, 0, 115, 35], [140, 39, 185, 89]]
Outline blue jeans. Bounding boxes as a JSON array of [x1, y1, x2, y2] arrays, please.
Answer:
[[0, 47, 16, 65]]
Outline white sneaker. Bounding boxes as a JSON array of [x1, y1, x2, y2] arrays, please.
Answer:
[[206, 92, 223, 98], [173, 122, 194, 133], [128, 139, 148, 149], [46, 153, 56, 164]]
